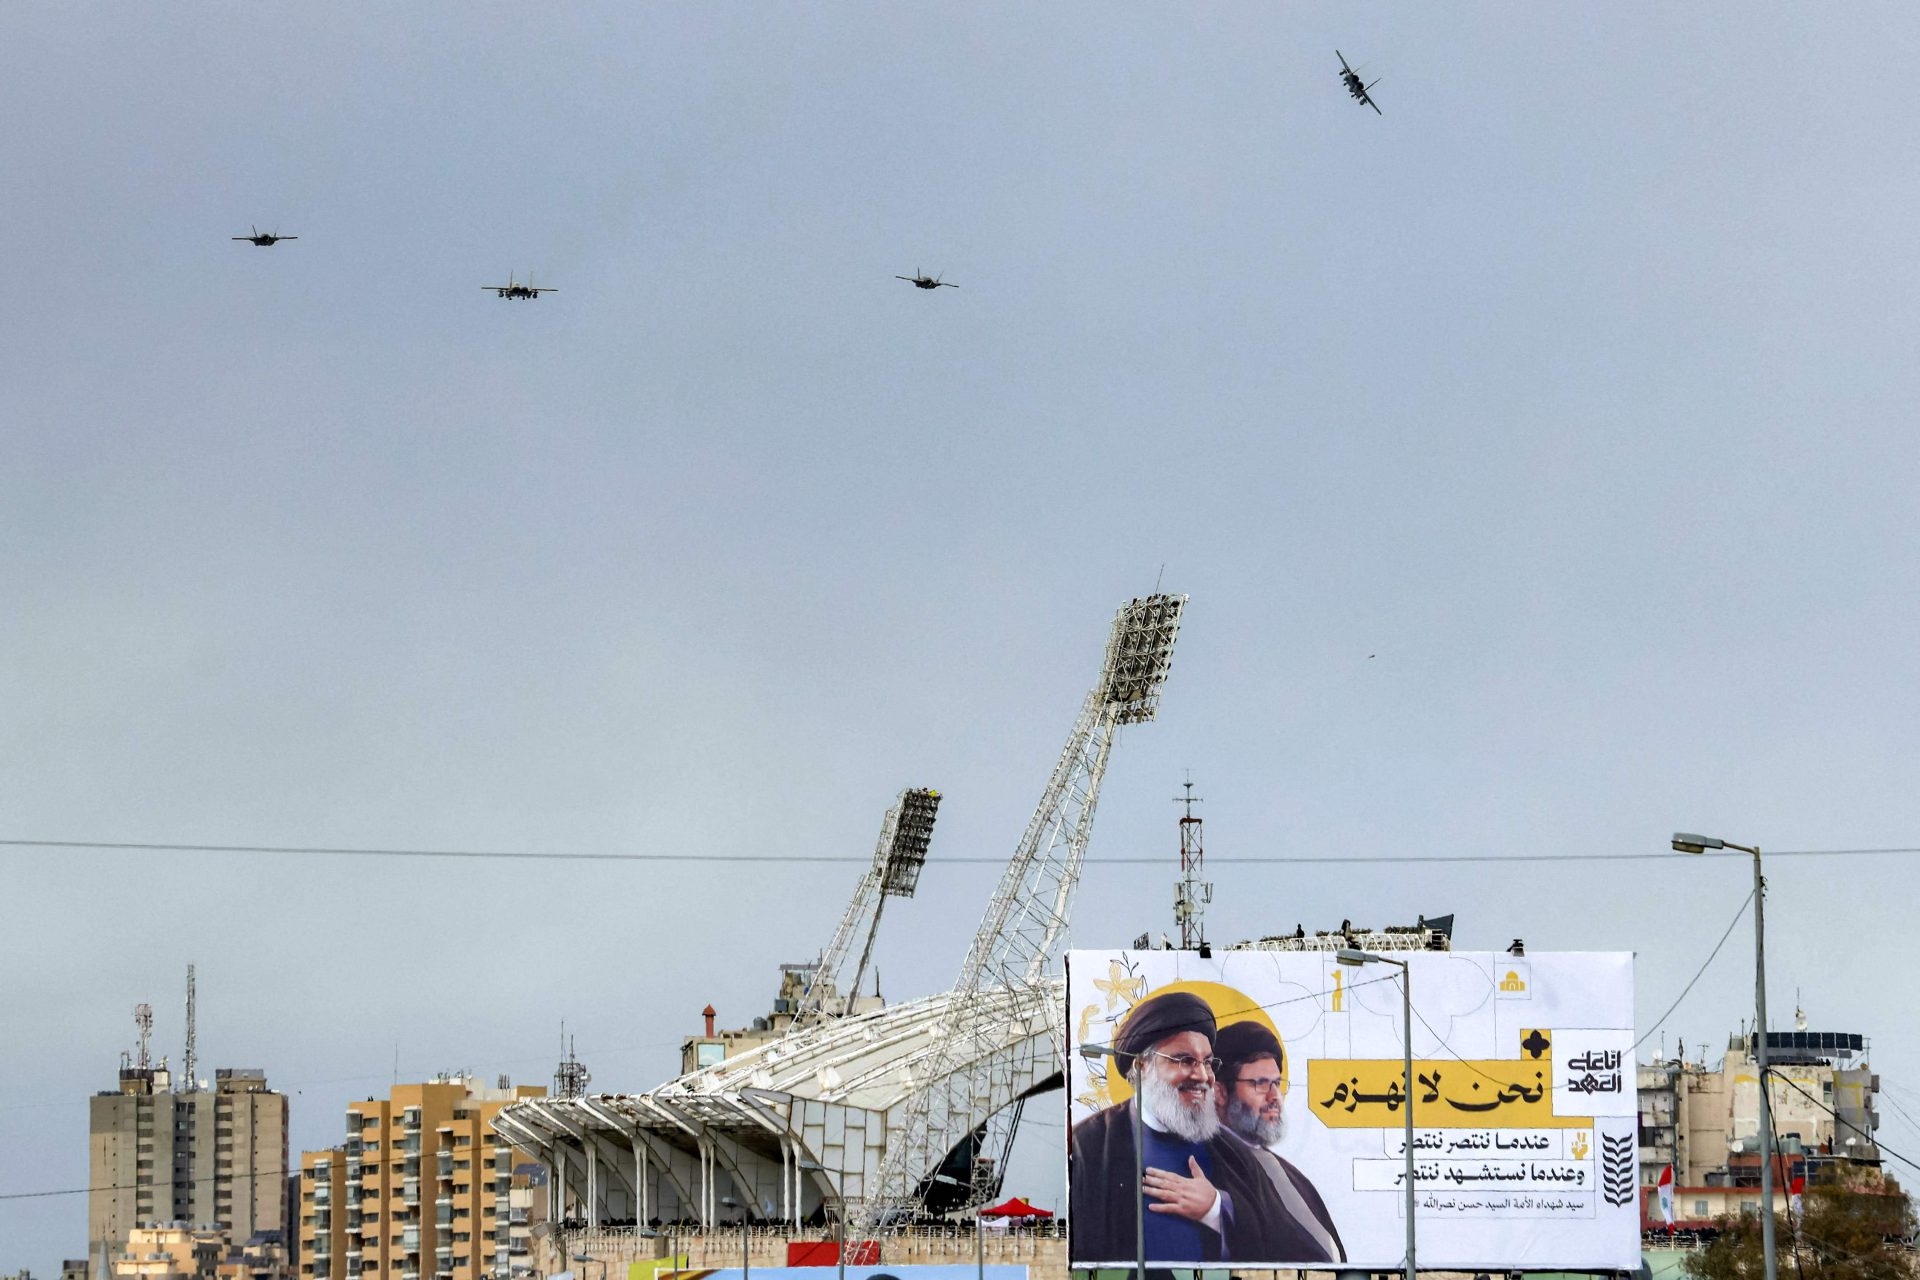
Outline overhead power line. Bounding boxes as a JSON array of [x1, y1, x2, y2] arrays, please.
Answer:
[[1632, 888, 1754, 1052], [4, 838, 1918, 866]]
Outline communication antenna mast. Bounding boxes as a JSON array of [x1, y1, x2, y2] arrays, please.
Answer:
[[861, 592, 1186, 1229], [182, 964, 196, 1092], [133, 1004, 153, 1070], [1173, 774, 1210, 949], [553, 1026, 590, 1100]]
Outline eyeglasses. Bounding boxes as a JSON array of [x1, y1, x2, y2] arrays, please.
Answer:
[[1234, 1076, 1284, 1095], [1143, 1050, 1222, 1074]]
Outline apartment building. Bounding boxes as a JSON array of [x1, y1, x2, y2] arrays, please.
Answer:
[[297, 1075, 544, 1280], [109, 1224, 225, 1280], [89, 1066, 289, 1263], [1637, 1022, 1880, 1226]]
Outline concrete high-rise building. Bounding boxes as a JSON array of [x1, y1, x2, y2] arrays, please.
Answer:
[[90, 1066, 289, 1264], [1636, 1021, 1881, 1227], [297, 1075, 545, 1280]]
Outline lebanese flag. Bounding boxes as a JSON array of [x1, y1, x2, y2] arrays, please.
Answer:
[[1789, 1176, 1806, 1224], [1656, 1165, 1675, 1225]]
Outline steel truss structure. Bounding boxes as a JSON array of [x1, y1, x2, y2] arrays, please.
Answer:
[[860, 592, 1183, 1230], [493, 594, 1185, 1239], [797, 788, 942, 1025]]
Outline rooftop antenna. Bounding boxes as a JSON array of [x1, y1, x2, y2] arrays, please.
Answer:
[[1173, 773, 1210, 949], [182, 964, 196, 1092], [134, 1003, 154, 1070], [554, 1024, 590, 1099]]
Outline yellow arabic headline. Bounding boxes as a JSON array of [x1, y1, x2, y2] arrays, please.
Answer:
[[1306, 1056, 1589, 1130]]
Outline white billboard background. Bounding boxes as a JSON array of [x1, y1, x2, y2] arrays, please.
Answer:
[[1066, 949, 1639, 1271]]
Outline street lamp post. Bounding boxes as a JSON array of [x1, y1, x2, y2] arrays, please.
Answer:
[[635, 1227, 672, 1280], [1078, 1042, 1146, 1280], [572, 1252, 608, 1280], [1336, 949, 1415, 1280], [720, 1196, 751, 1280], [1673, 833, 1776, 1280]]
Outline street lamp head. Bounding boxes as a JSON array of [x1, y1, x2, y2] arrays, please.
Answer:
[[1672, 833, 1724, 854], [1079, 1042, 1115, 1062], [1336, 948, 1370, 967]]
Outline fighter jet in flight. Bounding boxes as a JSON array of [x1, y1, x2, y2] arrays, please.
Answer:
[[484, 273, 556, 300], [233, 226, 297, 246], [1336, 51, 1383, 114], [896, 271, 958, 290]]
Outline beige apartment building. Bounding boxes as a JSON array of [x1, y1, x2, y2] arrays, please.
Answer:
[[297, 1075, 545, 1280], [1637, 1023, 1880, 1227], [109, 1224, 226, 1280], [90, 1067, 289, 1264]]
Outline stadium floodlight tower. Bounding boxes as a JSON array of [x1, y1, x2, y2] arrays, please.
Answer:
[[797, 788, 944, 1024], [858, 593, 1186, 1230]]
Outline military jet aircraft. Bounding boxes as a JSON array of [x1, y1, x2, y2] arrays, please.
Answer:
[[1336, 51, 1383, 114], [896, 271, 958, 290], [484, 273, 556, 300], [233, 226, 297, 246]]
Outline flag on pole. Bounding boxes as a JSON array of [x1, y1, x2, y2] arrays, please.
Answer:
[[1657, 1164, 1675, 1225], [1789, 1175, 1806, 1225]]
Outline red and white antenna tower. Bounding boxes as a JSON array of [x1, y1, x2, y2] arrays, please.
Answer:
[[1173, 774, 1210, 949]]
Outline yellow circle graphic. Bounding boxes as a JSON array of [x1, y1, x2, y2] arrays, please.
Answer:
[[1104, 980, 1285, 1105]]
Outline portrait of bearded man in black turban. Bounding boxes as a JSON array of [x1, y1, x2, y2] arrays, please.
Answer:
[[1210, 1019, 1344, 1262], [1068, 990, 1304, 1264]]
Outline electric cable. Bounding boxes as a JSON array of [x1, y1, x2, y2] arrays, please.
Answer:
[[1632, 888, 1755, 1052], [5, 838, 1920, 866], [1766, 1071, 1920, 1177]]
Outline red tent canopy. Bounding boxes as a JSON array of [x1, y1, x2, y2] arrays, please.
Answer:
[[979, 1196, 1053, 1218]]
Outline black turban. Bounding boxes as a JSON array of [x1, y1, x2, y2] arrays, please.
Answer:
[[1113, 990, 1216, 1076], [1214, 1020, 1285, 1082]]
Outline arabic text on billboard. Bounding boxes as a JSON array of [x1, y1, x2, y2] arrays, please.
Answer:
[[1065, 950, 1637, 1271]]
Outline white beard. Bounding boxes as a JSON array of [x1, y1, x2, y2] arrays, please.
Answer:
[[1137, 1066, 1221, 1144], [1226, 1096, 1285, 1146]]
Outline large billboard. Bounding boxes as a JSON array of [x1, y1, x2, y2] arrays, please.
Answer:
[[1066, 949, 1638, 1271]]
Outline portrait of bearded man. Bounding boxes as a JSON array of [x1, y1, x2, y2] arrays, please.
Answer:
[[1068, 990, 1302, 1264], [1212, 1019, 1345, 1262]]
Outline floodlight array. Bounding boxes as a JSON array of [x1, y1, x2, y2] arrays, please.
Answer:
[[1099, 593, 1187, 724], [880, 787, 941, 898]]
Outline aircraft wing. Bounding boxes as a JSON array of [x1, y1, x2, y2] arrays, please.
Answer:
[[1336, 49, 1353, 73], [1366, 95, 1382, 115]]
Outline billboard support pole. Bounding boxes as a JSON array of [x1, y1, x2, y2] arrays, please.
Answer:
[[1400, 966, 1416, 1280], [1337, 949, 1415, 1280], [1133, 1087, 1146, 1280]]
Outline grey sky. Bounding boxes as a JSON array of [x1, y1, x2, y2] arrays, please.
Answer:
[[8, 2, 1920, 1270]]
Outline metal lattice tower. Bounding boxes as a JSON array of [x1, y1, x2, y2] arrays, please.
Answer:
[[858, 593, 1185, 1229], [1173, 775, 1210, 949], [554, 1032, 591, 1099], [133, 1004, 153, 1070], [797, 788, 943, 1025], [182, 964, 196, 1092]]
